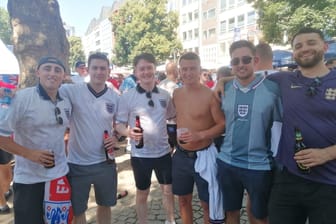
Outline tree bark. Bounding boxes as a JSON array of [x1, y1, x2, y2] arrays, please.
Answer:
[[7, 0, 69, 88]]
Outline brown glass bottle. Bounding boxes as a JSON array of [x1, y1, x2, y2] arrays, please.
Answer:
[[104, 130, 114, 163], [134, 115, 144, 148], [294, 127, 310, 174]]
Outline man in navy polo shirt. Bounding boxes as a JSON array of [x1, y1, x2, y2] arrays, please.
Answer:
[[267, 27, 336, 224], [0, 56, 72, 224]]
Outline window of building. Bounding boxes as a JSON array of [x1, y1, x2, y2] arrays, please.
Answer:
[[194, 10, 199, 20], [247, 11, 256, 24], [208, 8, 216, 19], [95, 40, 100, 46], [219, 42, 226, 56], [220, 20, 227, 34], [228, 17, 235, 31], [203, 11, 207, 20], [188, 30, 193, 40], [194, 28, 199, 38], [183, 0, 187, 6], [182, 14, 187, 24], [228, 0, 235, 9], [203, 30, 208, 39], [188, 12, 193, 22], [220, 0, 227, 12], [209, 28, 216, 37], [183, 32, 187, 40], [95, 31, 100, 37], [237, 14, 245, 28]]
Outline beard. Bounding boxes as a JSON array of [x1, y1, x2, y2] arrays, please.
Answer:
[[294, 50, 324, 68]]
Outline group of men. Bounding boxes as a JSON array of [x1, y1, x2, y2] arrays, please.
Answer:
[[0, 26, 335, 224], [215, 27, 336, 224]]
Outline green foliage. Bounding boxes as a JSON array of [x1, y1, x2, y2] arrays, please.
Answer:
[[0, 7, 12, 45], [68, 36, 85, 72], [249, 0, 336, 44], [111, 0, 182, 66]]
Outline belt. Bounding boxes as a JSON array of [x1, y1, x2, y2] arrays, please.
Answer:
[[106, 159, 116, 165], [177, 144, 210, 159]]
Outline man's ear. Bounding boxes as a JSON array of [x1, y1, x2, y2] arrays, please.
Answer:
[[254, 56, 260, 65]]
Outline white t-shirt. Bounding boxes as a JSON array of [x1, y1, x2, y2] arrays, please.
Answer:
[[60, 83, 119, 165], [0, 85, 71, 184], [116, 85, 175, 158]]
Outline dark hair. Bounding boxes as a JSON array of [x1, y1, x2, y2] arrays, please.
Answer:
[[88, 52, 110, 68], [229, 40, 256, 56], [133, 53, 157, 67], [178, 52, 200, 65], [216, 66, 232, 78], [255, 42, 273, 60], [291, 27, 325, 46]]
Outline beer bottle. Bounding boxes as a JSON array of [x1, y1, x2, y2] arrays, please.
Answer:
[[134, 115, 144, 148], [104, 130, 114, 163], [44, 150, 55, 169], [294, 127, 310, 174]]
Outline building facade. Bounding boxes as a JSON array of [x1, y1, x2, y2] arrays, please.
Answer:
[[82, 0, 259, 69], [178, 0, 259, 69]]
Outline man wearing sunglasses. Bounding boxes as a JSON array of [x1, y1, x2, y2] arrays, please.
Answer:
[[115, 53, 176, 224], [0, 56, 72, 224], [216, 40, 282, 224]]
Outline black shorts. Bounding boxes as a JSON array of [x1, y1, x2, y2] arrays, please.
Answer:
[[131, 153, 172, 190], [13, 182, 45, 224], [0, 148, 13, 164], [268, 168, 336, 224]]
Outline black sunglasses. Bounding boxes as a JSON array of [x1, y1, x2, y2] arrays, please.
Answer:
[[55, 107, 63, 125], [230, 56, 253, 66], [146, 92, 154, 107], [306, 78, 321, 97]]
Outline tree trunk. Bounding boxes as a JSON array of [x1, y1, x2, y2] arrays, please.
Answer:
[[7, 0, 69, 88]]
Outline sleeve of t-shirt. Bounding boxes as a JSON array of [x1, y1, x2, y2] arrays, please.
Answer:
[[0, 91, 25, 136]]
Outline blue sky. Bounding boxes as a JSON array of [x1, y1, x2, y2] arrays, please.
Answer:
[[0, 0, 115, 36]]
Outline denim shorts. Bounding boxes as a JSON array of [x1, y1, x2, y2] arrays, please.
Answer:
[[217, 159, 273, 219], [172, 146, 209, 203]]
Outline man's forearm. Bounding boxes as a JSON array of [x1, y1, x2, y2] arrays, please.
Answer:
[[0, 136, 30, 158], [325, 145, 336, 161]]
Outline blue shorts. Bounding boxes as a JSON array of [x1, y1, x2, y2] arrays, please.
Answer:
[[68, 161, 117, 215], [13, 182, 45, 224], [131, 153, 172, 190], [172, 146, 209, 203], [217, 159, 273, 219]]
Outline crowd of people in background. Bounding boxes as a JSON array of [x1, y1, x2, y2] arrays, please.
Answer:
[[0, 26, 335, 224]]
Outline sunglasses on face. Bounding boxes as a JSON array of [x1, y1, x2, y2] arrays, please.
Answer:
[[230, 56, 253, 66], [306, 77, 321, 97], [55, 107, 63, 125], [146, 92, 154, 107]]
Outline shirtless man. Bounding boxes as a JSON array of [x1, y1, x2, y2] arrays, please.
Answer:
[[172, 52, 225, 224]]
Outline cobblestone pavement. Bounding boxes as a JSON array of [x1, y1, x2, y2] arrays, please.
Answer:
[[0, 147, 249, 224]]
